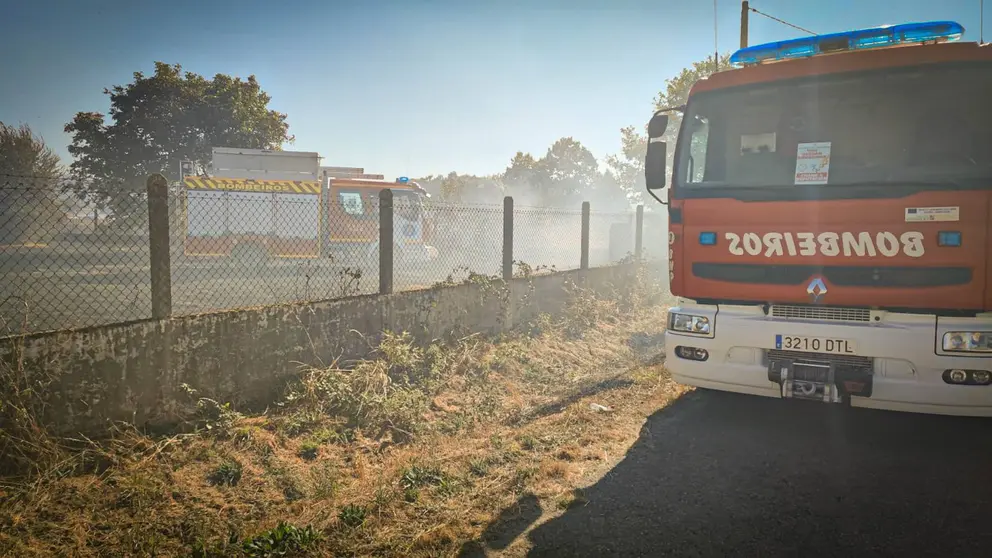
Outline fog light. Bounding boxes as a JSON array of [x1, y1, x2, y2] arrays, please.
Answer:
[[972, 370, 991, 385], [675, 346, 708, 361], [949, 369, 968, 383]]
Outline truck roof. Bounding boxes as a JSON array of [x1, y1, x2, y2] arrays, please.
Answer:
[[692, 41, 992, 96], [329, 178, 419, 190]]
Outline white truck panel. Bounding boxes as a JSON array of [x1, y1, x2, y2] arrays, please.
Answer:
[[227, 192, 274, 234], [275, 194, 320, 239], [211, 147, 319, 181], [186, 190, 226, 236]]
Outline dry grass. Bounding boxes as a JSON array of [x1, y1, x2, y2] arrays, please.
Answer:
[[0, 269, 683, 557]]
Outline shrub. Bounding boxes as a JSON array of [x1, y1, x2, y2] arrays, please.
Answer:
[[242, 522, 321, 557]]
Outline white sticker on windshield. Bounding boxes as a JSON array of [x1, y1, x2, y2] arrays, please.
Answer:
[[794, 142, 831, 185], [905, 207, 960, 222]]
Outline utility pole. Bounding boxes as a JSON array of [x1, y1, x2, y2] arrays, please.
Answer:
[[740, 1, 749, 48], [714, 0, 719, 70]]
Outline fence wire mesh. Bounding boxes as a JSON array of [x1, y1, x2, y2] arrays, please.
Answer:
[[169, 190, 381, 316], [402, 201, 504, 287], [1, 176, 151, 334], [513, 206, 584, 272], [1, 174, 656, 335], [641, 210, 670, 263]]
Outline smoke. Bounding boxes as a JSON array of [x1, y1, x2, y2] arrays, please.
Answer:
[[412, 165, 666, 282]]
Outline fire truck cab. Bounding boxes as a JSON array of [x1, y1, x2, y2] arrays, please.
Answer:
[[324, 177, 438, 268], [645, 22, 992, 417]]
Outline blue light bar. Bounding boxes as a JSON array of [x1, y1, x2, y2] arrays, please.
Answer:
[[730, 21, 964, 66], [397, 176, 410, 183], [938, 231, 962, 247], [699, 232, 717, 246]]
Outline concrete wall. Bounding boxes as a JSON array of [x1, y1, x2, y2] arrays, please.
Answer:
[[0, 266, 639, 435]]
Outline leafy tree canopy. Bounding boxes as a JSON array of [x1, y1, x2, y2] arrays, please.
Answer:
[[64, 62, 292, 211], [0, 122, 62, 179], [0, 122, 66, 242]]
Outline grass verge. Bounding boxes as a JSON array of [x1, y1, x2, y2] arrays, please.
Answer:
[[0, 266, 681, 557]]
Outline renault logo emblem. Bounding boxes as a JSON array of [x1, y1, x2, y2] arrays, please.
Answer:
[[807, 277, 827, 303]]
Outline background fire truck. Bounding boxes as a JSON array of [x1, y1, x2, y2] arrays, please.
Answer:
[[179, 148, 437, 271]]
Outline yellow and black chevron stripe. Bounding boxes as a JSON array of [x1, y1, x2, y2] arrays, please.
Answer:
[[183, 177, 321, 194]]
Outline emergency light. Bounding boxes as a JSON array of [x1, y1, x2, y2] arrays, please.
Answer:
[[938, 231, 962, 247], [729, 21, 965, 66]]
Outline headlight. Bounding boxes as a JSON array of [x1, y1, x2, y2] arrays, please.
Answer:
[[670, 312, 711, 335], [942, 331, 992, 353]]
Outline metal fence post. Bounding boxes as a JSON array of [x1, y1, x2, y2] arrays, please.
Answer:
[[379, 188, 394, 294], [580, 201, 590, 270], [147, 174, 172, 319], [502, 196, 514, 281], [635, 204, 644, 261]]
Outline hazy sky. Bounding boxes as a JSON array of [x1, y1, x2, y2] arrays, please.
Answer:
[[1, 0, 987, 179]]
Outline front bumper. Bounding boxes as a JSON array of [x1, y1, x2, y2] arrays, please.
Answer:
[[399, 243, 439, 263], [665, 302, 992, 417]]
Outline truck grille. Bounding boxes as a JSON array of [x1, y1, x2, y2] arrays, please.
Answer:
[[771, 305, 871, 323], [767, 349, 873, 369]]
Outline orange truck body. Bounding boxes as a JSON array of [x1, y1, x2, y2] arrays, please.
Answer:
[[659, 35, 992, 417], [669, 42, 992, 311], [181, 176, 434, 261]]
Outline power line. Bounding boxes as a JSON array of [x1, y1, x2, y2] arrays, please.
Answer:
[[749, 5, 816, 36]]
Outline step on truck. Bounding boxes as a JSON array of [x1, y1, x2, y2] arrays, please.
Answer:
[[644, 21, 992, 417]]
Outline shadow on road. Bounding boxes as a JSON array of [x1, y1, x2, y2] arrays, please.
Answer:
[[480, 390, 992, 557]]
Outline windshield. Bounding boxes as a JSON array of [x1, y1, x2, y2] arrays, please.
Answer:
[[392, 190, 423, 221], [676, 63, 992, 189]]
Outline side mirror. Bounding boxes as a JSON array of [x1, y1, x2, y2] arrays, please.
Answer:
[[645, 112, 669, 191], [645, 140, 667, 190], [647, 113, 669, 139]]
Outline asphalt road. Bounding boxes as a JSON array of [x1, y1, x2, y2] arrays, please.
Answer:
[[493, 390, 992, 557]]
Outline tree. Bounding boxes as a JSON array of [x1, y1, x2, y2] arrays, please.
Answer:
[[605, 125, 650, 204], [501, 139, 605, 206], [503, 151, 539, 186], [64, 62, 292, 217], [0, 122, 62, 179], [607, 53, 731, 195], [538, 137, 601, 203], [0, 123, 65, 243], [439, 171, 468, 201]]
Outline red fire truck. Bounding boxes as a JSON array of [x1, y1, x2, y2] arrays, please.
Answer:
[[181, 148, 437, 268], [645, 21, 991, 416]]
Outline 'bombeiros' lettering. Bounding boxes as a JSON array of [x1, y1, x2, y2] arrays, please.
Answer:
[[725, 231, 925, 258]]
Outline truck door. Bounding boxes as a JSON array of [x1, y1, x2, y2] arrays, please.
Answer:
[[327, 186, 378, 257]]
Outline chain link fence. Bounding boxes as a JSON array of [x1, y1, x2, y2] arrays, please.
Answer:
[[169, 191, 381, 316], [1, 176, 151, 334], [1, 175, 666, 335]]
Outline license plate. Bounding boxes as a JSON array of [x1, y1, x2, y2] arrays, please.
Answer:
[[775, 335, 857, 355]]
